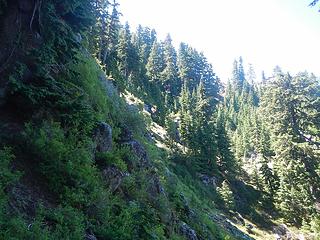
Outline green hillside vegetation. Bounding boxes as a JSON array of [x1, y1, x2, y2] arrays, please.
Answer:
[[0, 1, 319, 239]]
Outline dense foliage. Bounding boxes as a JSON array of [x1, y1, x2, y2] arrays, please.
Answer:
[[0, 0, 319, 239]]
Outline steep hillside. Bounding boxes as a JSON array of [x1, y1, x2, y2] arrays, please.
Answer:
[[0, 1, 319, 240]]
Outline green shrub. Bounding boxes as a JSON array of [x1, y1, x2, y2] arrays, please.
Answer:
[[0, 148, 50, 240], [71, 54, 112, 121], [217, 181, 235, 210], [92, 199, 141, 240], [23, 121, 103, 207], [96, 149, 129, 172], [45, 206, 85, 240]]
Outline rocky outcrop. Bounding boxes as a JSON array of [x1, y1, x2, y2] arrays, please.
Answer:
[[272, 224, 316, 240], [197, 173, 217, 188], [102, 166, 128, 193], [210, 214, 254, 240], [84, 233, 97, 240], [147, 172, 165, 197], [98, 73, 118, 100], [119, 124, 133, 143], [273, 224, 292, 240], [123, 140, 151, 170], [93, 122, 112, 153], [179, 222, 198, 240], [178, 193, 196, 219]]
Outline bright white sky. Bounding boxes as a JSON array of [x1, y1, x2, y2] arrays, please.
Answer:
[[117, 0, 320, 81]]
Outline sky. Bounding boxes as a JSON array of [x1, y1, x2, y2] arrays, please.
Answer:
[[117, 0, 320, 82]]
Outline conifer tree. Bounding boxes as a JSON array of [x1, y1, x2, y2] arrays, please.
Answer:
[[261, 72, 320, 224], [218, 181, 235, 210], [161, 34, 180, 97], [117, 22, 139, 79], [179, 80, 192, 150], [146, 41, 164, 82], [92, 0, 110, 60], [216, 109, 239, 177], [104, 0, 121, 63]]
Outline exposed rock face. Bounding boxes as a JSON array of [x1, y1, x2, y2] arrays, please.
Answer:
[[210, 214, 254, 240], [102, 166, 127, 193], [119, 124, 133, 143], [93, 122, 112, 153], [123, 140, 151, 169], [273, 224, 292, 240], [178, 193, 196, 219], [84, 233, 97, 240], [197, 173, 217, 188], [98, 73, 118, 99], [179, 222, 198, 240], [144, 103, 152, 113], [147, 173, 165, 197]]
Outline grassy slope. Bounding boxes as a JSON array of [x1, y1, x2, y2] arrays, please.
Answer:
[[2, 52, 310, 239]]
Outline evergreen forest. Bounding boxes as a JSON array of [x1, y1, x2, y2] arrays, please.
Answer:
[[0, 1, 319, 239]]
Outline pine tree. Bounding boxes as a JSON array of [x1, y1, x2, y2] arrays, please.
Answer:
[[116, 22, 139, 79], [261, 72, 320, 224], [218, 181, 235, 210], [146, 41, 164, 82], [247, 63, 256, 85], [216, 108, 239, 177], [177, 43, 192, 88], [231, 57, 245, 90], [179, 80, 192, 150], [104, 0, 121, 64], [258, 157, 277, 195], [91, 0, 110, 60], [161, 34, 180, 97]]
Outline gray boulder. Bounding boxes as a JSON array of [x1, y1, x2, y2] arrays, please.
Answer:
[[119, 124, 133, 142], [84, 233, 97, 240], [197, 173, 217, 188], [98, 73, 118, 99], [179, 222, 198, 240], [147, 173, 165, 197], [93, 122, 112, 153], [102, 166, 128, 193], [210, 214, 254, 240], [123, 140, 151, 169]]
